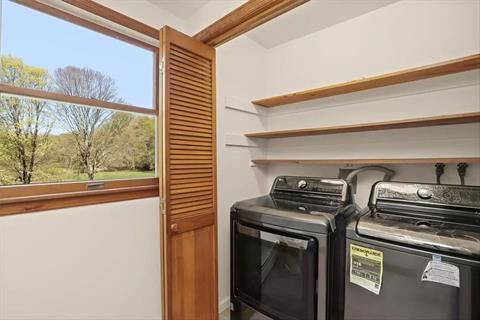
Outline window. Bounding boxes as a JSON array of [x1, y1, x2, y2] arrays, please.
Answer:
[[0, 95, 156, 185], [1, 0, 155, 108], [0, 0, 159, 214]]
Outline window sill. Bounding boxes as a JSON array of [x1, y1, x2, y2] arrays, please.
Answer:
[[0, 178, 159, 216]]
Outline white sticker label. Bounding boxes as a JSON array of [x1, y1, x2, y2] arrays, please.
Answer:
[[421, 260, 460, 288], [350, 244, 383, 295]]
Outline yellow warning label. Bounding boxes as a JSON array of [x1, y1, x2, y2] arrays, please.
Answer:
[[350, 244, 383, 295]]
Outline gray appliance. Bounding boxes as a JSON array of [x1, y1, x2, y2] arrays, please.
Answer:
[[344, 181, 480, 320], [230, 176, 356, 320]]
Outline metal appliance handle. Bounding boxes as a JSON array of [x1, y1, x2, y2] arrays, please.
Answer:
[[237, 224, 310, 250]]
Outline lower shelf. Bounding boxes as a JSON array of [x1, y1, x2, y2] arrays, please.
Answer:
[[251, 157, 480, 165]]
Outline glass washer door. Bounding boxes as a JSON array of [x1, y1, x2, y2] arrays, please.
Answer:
[[234, 222, 318, 320]]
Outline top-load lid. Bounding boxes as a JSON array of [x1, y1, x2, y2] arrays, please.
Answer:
[[357, 182, 480, 257], [232, 176, 353, 233]]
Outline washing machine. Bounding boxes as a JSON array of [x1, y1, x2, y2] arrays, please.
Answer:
[[344, 181, 480, 320], [230, 176, 357, 320]]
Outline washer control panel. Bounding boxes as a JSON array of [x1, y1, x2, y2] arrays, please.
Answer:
[[374, 182, 480, 209], [417, 188, 433, 199]]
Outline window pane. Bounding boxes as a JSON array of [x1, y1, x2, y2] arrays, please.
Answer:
[[0, 95, 156, 185], [0, 0, 154, 108]]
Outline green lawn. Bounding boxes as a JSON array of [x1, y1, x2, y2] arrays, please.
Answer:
[[0, 169, 156, 186], [66, 170, 156, 181]]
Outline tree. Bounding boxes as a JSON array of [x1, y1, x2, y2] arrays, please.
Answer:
[[0, 127, 10, 184], [0, 55, 53, 184], [110, 115, 155, 171], [133, 116, 155, 170], [53, 66, 127, 180]]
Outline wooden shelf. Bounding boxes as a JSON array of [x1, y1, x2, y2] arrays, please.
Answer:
[[252, 158, 480, 165], [252, 54, 480, 107], [245, 112, 480, 139]]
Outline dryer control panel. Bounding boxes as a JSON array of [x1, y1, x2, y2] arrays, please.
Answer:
[[271, 176, 348, 201]]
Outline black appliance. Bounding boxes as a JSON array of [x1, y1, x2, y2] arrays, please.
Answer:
[[344, 181, 480, 320], [231, 176, 356, 320]]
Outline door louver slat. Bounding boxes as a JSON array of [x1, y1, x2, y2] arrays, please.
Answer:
[[170, 190, 213, 200], [171, 102, 211, 115], [165, 35, 215, 218], [171, 74, 211, 91]]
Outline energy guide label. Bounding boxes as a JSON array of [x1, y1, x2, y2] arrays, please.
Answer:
[[350, 244, 383, 295]]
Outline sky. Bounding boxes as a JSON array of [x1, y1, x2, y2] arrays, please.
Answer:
[[0, 0, 154, 108]]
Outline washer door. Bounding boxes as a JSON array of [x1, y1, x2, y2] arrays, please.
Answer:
[[233, 221, 318, 320]]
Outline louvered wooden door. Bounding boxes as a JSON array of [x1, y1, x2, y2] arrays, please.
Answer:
[[159, 26, 218, 320]]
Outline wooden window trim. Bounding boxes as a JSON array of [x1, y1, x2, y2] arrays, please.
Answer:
[[12, 0, 158, 51], [194, 0, 309, 47], [5, 0, 160, 114], [61, 0, 159, 40], [0, 84, 158, 116], [0, 178, 159, 216], [1, 1, 161, 214]]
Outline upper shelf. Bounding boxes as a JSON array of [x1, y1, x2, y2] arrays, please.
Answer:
[[245, 112, 480, 139], [252, 54, 480, 107], [251, 158, 480, 165]]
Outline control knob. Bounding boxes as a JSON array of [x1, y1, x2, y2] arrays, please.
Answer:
[[297, 180, 308, 189], [417, 188, 433, 199]]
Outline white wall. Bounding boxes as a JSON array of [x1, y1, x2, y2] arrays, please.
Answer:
[[261, 0, 480, 206], [216, 35, 269, 310], [0, 1, 258, 316], [0, 198, 161, 319], [2, 1, 478, 317], [215, 0, 480, 309], [0, 1, 187, 318], [88, 0, 480, 314], [263, 0, 480, 96]]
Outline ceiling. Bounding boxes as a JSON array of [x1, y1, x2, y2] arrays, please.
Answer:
[[147, 0, 211, 19], [148, 0, 399, 48], [246, 0, 398, 48]]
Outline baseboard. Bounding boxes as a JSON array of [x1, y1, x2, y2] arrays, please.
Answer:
[[219, 296, 230, 313]]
